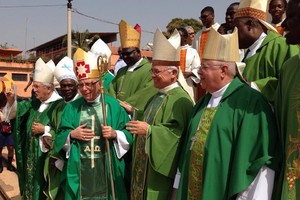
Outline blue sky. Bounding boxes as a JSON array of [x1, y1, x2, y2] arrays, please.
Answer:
[[0, 0, 238, 51]]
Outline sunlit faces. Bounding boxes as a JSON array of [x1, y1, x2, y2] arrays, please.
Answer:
[[151, 65, 178, 89], [59, 78, 78, 102], [269, 0, 287, 23], [78, 78, 100, 102], [32, 81, 53, 101], [198, 60, 223, 93]]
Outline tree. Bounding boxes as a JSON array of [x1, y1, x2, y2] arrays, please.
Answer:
[[62, 29, 100, 52], [164, 18, 202, 38]]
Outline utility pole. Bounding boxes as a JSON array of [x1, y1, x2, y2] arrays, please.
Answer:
[[67, 0, 72, 58]]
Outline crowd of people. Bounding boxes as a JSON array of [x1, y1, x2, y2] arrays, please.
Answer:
[[0, 0, 300, 199]]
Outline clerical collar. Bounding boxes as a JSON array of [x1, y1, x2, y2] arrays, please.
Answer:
[[42, 90, 62, 104], [247, 32, 267, 58], [181, 44, 191, 49], [159, 82, 179, 93], [207, 82, 230, 108], [86, 95, 101, 104], [127, 58, 143, 72], [65, 93, 80, 103], [38, 90, 62, 112]]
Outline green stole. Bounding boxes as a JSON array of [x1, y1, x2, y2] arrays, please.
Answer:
[[131, 93, 166, 200], [187, 107, 218, 199], [79, 102, 107, 199]]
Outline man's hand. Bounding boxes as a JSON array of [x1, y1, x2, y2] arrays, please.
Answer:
[[31, 122, 45, 135], [42, 136, 53, 149], [126, 120, 149, 136], [119, 100, 134, 115], [70, 123, 94, 141], [101, 125, 117, 139]]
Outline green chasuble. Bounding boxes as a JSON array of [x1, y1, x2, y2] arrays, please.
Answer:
[[102, 71, 114, 92], [243, 31, 299, 104], [177, 77, 281, 200], [131, 86, 194, 200], [12, 95, 64, 200], [275, 55, 300, 200], [55, 95, 132, 200], [109, 58, 158, 112]]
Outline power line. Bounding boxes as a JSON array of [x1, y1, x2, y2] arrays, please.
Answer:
[[0, 4, 65, 8], [73, 8, 154, 34]]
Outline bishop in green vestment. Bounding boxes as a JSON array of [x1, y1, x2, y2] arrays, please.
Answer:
[[177, 27, 281, 200], [55, 48, 133, 200], [126, 28, 194, 200], [234, 2, 300, 104], [274, 1, 300, 199], [11, 57, 65, 200]]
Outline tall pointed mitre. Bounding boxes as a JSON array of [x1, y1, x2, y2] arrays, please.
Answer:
[[54, 56, 77, 83], [90, 38, 112, 60], [47, 59, 59, 87], [119, 19, 141, 48], [202, 27, 240, 62], [235, 0, 277, 32], [152, 28, 181, 66], [33, 58, 54, 84], [73, 48, 99, 80]]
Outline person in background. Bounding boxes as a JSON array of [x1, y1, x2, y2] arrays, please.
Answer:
[[55, 48, 132, 199], [192, 6, 219, 101], [127, 28, 193, 200], [269, 0, 287, 35], [274, 0, 300, 199], [218, 2, 240, 34], [177, 27, 281, 200], [0, 88, 16, 173], [184, 26, 195, 46], [11, 58, 64, 200], [234, 0, 299, 104], [177, 27, 200, 102]]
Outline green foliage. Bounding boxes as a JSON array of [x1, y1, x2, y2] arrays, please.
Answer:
[[165, 18, 202, 38]]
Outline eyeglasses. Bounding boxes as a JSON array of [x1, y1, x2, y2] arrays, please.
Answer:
[[188, 32, 195, 36], [32, 84, 48, 89], [199, 64, 222, 71], [78, 80, 99, 89], [121, 49, 137, 57]]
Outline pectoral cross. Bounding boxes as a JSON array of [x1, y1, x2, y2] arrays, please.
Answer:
[[190, 135, 197, 150]]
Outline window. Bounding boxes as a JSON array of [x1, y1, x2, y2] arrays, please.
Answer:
[[12, 73, 27, 81]]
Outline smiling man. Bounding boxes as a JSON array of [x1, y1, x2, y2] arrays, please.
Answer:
[[55, 48, 132, 200], [11, 58, 64, 200], [126, 29, 193, 200], [177, 27, 280, 199]]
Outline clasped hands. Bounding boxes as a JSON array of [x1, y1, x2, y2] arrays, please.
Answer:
[[70, 123, 117, 141]]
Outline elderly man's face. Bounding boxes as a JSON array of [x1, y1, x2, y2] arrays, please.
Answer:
[[59, 78, 78, 102], [32, 81, 52, 101], [151, 65, 177, 89], [78, 78, 100, 102], [198, 60, 223, 93], [282, 0, 300, 44]]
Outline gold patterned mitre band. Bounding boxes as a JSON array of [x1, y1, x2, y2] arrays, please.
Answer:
[[119, 19, 141, 48], [235, 7, 266, 21], [73, 48, 100, 80]]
